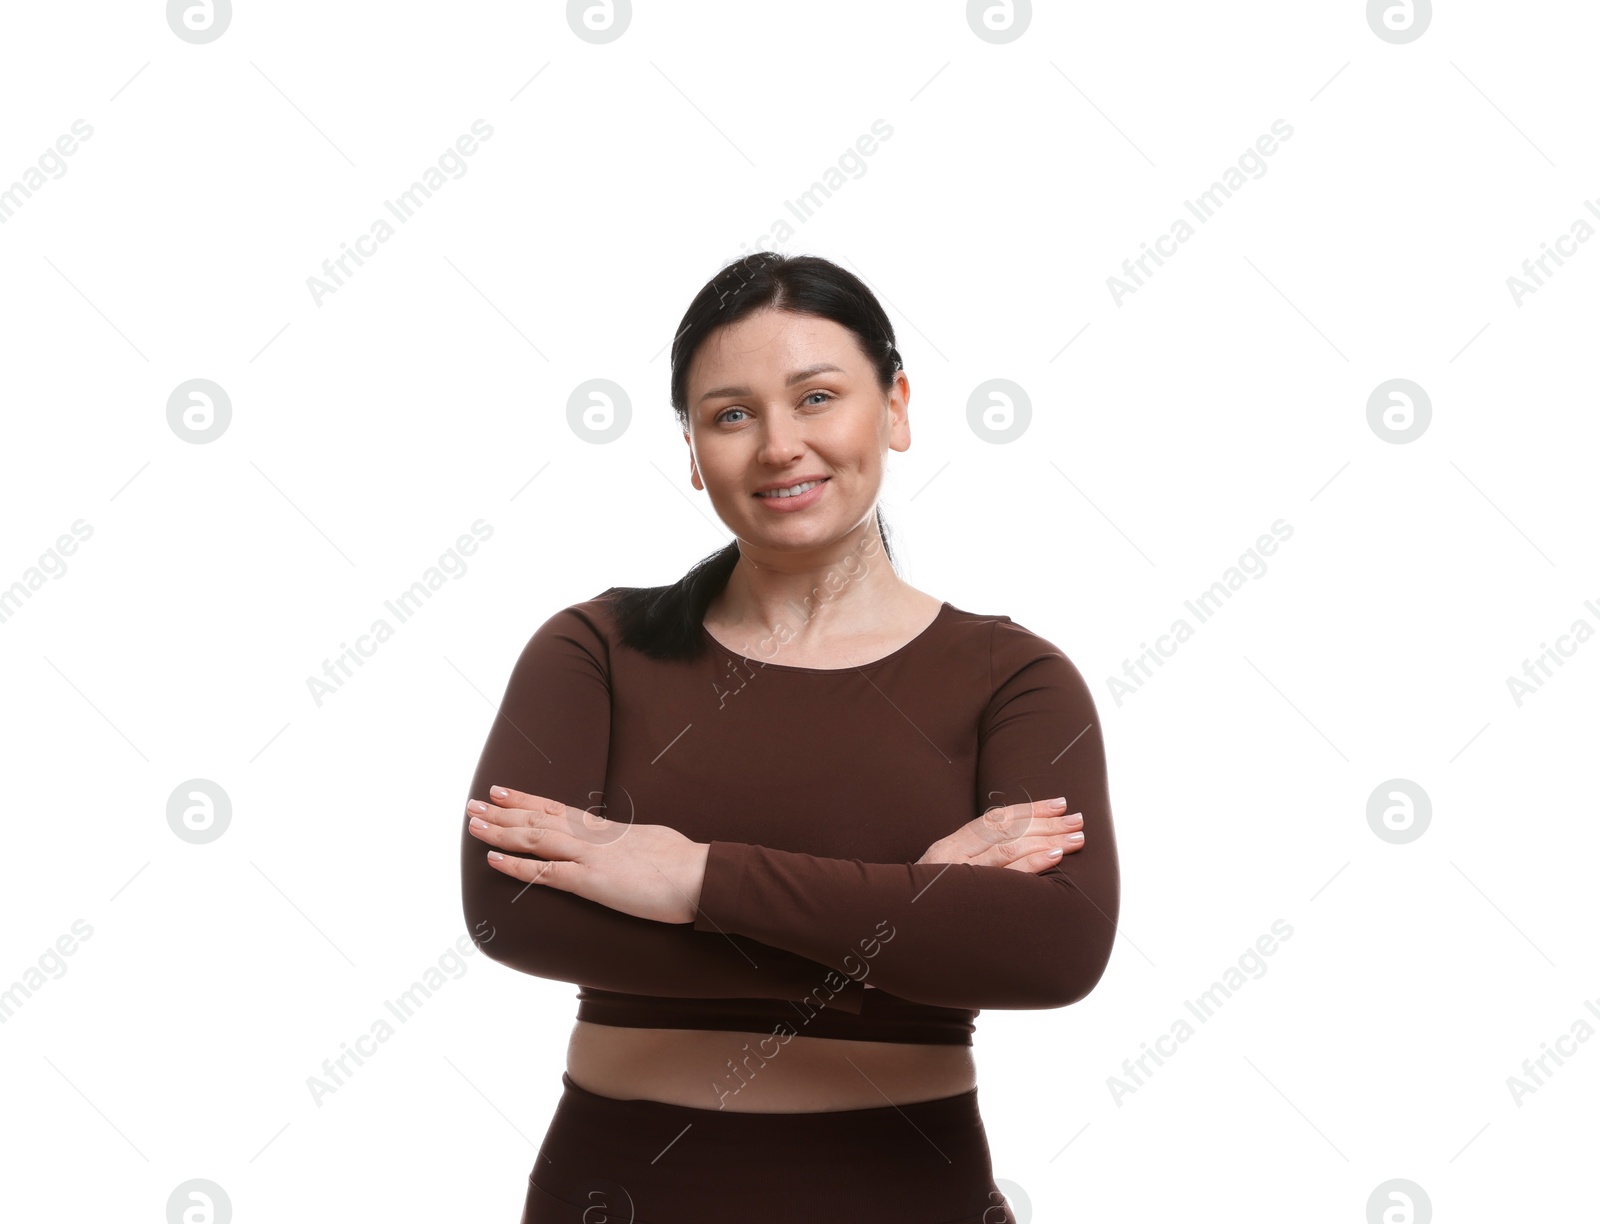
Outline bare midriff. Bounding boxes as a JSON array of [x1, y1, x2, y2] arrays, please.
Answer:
[[566, 1020, 977, 1113]]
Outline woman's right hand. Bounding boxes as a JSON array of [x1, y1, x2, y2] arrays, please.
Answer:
[[915, 797, 1084, 872]]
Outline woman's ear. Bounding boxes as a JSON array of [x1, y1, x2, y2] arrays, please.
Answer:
[[684, 431, 704, 491], [887, 371, 913, 453]]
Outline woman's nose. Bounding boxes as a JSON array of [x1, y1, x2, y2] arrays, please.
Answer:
[[756, 416, 805, 462]]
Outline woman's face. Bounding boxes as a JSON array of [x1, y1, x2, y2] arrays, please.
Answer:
[[683, 308, 909, 558]]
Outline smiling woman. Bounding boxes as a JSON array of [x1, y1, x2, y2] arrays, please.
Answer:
[[460, 252, 1119, 1223]]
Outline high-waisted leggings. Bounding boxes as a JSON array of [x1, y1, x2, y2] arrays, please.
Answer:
[[520, 1071, 1016, 1224]]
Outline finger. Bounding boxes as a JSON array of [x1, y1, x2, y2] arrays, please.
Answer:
[[485, 849, 576, 890], [1006, 846, 1078, 873], [916, 815, 1080, 867], [1019, 830, 1086, 860], [469, 789, 578, 831], [1023, 813, 1085, 835], [466, 798, 521, 829], [957, 803, 1081, 854], [981, 798, 1078, 839], [481, 786, 618, 841], [485, 784, 563, 814], [469, 813, 591, 861], [974, 829, 1085, 871]]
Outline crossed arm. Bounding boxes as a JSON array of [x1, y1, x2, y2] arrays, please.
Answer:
[[459, 604, 1120, 1011]]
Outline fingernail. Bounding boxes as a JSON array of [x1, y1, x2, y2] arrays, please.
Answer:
[[470, 817, 488, 830], [467, 800, 488, 813], [1050, 797, 1067, 810], [490, 786, 509, 799], [1047, 847, 1064, 858], [1066, 831, 1084, 842]]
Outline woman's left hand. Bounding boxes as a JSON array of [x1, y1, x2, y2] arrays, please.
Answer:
[[466, 785, 709, 924]]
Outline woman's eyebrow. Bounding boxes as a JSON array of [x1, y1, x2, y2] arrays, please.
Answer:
[[697, 362, 847, 404]]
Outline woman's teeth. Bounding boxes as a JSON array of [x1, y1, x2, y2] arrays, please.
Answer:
[[757, 479, 824, 499]]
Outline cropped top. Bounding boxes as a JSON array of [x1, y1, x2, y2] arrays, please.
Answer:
[[459, 588, 1120, 1046]]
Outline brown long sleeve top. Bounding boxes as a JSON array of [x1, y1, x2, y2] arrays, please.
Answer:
[[459, 589, 1119, 1046]]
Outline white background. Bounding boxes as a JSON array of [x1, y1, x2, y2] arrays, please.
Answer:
[[2, 1, 1596, 1220]]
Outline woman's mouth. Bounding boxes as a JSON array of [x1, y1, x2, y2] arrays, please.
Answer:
[[753, 477, 829, 510]]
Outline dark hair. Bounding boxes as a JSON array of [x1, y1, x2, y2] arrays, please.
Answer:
[[605, 251, 904, 662]]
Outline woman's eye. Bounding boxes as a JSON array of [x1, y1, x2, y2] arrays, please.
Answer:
[[716, 393, 829, 424]]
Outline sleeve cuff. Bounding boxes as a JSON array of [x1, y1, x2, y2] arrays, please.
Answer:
[[692, 840, 749, 934]]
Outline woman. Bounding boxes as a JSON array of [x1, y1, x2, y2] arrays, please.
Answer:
[[460, 252, 1120, 1223]]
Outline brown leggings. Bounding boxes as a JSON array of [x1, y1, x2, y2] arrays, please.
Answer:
[[520, 1071, 1015, 1224]]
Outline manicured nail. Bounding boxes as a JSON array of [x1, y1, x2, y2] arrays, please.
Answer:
[[467, 800, 488, 813], [1050, 797, 1067, 810], [1066, 831, 1084, 842], [488, 851, 504, 861], [470, 817, 488, 830], [490, 786, 509, 799], [1047, 847, 1064, 858]]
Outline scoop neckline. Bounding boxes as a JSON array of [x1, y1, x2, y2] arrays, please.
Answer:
[[701, 601, 953, 674]]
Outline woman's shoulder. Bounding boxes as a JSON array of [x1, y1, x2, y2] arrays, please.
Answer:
[[521, 586, 625, 653], [939, 598, 1042, 646], [934, 603, 1100, 734], [939, 599, 1085, 680], [543, 583, 690, 663]]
